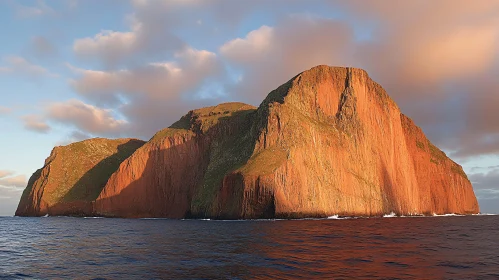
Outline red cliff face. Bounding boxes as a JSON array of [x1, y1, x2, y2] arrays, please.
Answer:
[[216, 66, 479, 218], [94, 66, 479, 218], [15, 138, 145, 217], [94, 103, 257, 218], [17, 65, 480, 218]]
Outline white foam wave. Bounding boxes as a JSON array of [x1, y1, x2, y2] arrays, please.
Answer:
[[114, 212, 497, 222], [327, 215, 352, 220], [431, 213, 465, 217], [383, 212, 397, 218]]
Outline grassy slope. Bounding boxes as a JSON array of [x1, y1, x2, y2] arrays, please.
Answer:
[[40, 138, 144, 206]]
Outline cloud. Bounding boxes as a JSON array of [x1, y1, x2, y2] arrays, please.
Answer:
[[70, 47, 220, 104], [67, 47, 223, 137], [16, 0, 55, 18], [0, 174, 26, 190], [22, 115, 51, 133], [65, 0, 315, 139], [0, 171, 27, 216], [220, 15, 355, 104], [64, 0, 499, 159], [0, 196, 21, 216], [73, 29, 140, 66], [54, 130, 92, 147], [22, 99, 129, 138], [69, 130, 90, 141], [71, 0, 277, 68], [470, 165, 499, 173], [221, 25, 274, 63], [347, 4, 499, 92], [0, 170, 15, 179], [31, 36, 57, 58], [72, 0, 190, 67], [333, 0, 499, 159], [469, 165, 499, 213], [448, 76, 499, 158], [0, 106, 11, 115], [46, 99, 128, 137], [0, 56, 58, 78], [470, 167, 499, 191], [218, 3, 499, 160]]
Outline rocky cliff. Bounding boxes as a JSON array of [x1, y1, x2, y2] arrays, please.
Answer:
[[15, 138, 145, 216], [17, 65, 480, 218]]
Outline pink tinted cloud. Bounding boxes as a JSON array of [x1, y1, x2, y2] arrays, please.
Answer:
[[47, 99, 128, 137], [220, 3, 499, 159], [64, 1, 499, 159], [0, 106, 12, 115], [221, 15, 355, 104], [22, 115, 51, 133]]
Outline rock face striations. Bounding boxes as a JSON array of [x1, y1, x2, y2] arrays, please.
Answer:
[[15, 138, 145, 216], [16, 66, 480, 218]]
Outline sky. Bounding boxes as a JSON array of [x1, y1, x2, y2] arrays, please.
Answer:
[[0, 0, 498, 216]]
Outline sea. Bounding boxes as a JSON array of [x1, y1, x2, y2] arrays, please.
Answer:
[[0, 215, 498, 279]]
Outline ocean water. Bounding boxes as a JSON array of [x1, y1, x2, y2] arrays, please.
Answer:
[[1, 215, 498, 279]]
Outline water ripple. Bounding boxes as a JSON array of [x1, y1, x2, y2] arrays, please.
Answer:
[[0, 216, 498, 279]]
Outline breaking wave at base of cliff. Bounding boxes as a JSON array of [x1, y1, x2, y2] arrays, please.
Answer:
[[383, 212, 397, 218], [31, 213, 496, 221], [431, 213, 465, 217], [327, 215, 348, 220], [178, 213, 496, 221]]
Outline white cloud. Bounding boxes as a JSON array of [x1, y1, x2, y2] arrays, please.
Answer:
[[220, 25, 274, 63]]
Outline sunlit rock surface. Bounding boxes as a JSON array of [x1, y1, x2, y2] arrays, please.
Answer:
[[17, 66, 480, 218], [15, 138, 145, 216]]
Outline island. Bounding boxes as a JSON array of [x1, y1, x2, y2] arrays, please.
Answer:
[[16, 66, 480, 218]]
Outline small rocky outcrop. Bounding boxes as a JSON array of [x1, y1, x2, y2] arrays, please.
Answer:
[[15, 138, 145, 216]]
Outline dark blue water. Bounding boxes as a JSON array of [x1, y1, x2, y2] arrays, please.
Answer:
[[1, 215, 498, 279]]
